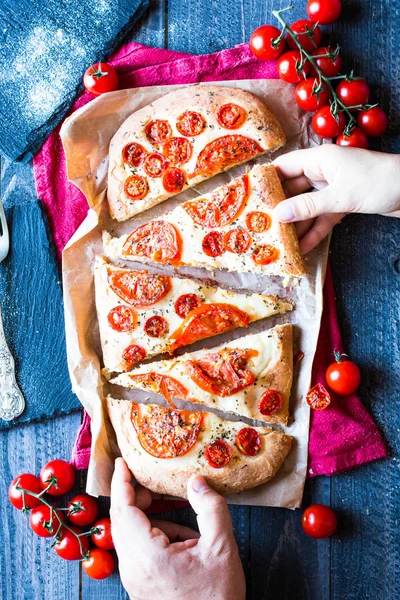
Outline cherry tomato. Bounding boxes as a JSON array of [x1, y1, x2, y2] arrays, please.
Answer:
[[174, 294, 202, 318], [249, 25, 286, 61], [295, 78, 330, 112], [67, 494, 99, 527], [336, 78, 370, 109], [107, 306, 137, 332], [236, 428, 262, 456], [163, 137, 192, 166], [336, 127, 368, 149], [145, 120, 172, 144], [312, 106, 346, 138], [223, 229, 252, 254], [162, 167, 185, 194], [40, 460, 75, 496], [122, 142, 147, 167], [307, 0, 342, 25], [144, 315, 168, 338], [176, 111, 205, 137], [246, 211, 271, 233], [30, 504, 64, 537], [325, 353, 361, 395], [357, 106, 388, 137], [309, 46, 342, 78], [124, 175, 149, 201], [287, 20, 322, 53], [258, 390, 283, 416], [54, 526, 89, 560], [278, 50, 310, 84], [83, 62, 118, 97], [143, 152, 167, 178], [217, 104, 247, 130], [252, 244, 279, 265], [204, 440, 232, 469], [91, 517, 114, 550], [302, 504, 338, 538], [8, 474, 43, 510], [83, 548, 114, 580], [202, 231, 225, 257], [122, 344, 146, 369], [306, 383, 331, 410]]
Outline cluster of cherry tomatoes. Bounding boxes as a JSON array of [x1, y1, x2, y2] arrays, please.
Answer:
[[8, 459, 114, 581], [249, 0, 387, 148]]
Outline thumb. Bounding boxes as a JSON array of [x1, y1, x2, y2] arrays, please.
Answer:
[[273, 186, 346, 223], [187, 475, 234, 550]]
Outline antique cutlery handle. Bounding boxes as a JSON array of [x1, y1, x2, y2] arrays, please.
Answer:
[[0, 302, 25, 421]]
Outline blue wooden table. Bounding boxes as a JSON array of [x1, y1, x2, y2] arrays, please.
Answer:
[[1, 1, 399, 598]]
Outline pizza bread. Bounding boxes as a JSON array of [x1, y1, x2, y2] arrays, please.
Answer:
[[111, 324, 293, 425], [106, 398, 292, 498], [107, 85, 286, 221], [103, 164, 306, 277], [95, 256, 293, 373]]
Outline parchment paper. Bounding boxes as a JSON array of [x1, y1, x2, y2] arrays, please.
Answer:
[[61, 80, 329, 507]]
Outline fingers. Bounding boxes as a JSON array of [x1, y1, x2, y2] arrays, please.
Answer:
[[150, 519, 200, 543], [282, 175, 312, 199], [273, 147, 327, 182], [135, 485, 153, 512], [187, 475, 234, 551], [295, 218, 315, 240], [273, 186, 345, 223], [299, 213, 345, 254]]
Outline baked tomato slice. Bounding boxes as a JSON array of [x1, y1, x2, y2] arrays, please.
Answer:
[[258, 390, 283, 416], [107, 268, 171, 307], [143, 152, 167, 178], [217, 104, 247, 129], [107, 306, 137, 332], [124, 175, 149, 200], [190, 135, 264, 179], [246, 211, 271, 233], [185, 348, 257, 397], [223, 229, 252, 254], [176, 111, 205, 137], [162, 167, 185, 194], [202, 231, 225, 258], [204, 440, 232, 468], [174, 294, 203, 318], [132, 403, 203, 458], [163, 137, 192, 166], [183, 174, 249, 228], [306, 383, 331, 410], [168, 303, 251, 353], [145, 119, 172, 144], [122, 142, 147, 166], [128, 373, 188, 407], [236, 427, 262, 456], [252, 245, 279, 266], [144, 315, 168, 338], [122, 345, 146, 369], [122, 221, 182, 266]]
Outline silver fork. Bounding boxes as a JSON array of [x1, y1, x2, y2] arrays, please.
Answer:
[[0, 198, 25, 420]]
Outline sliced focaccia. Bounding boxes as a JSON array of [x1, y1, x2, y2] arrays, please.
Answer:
[[107, 398, 292, 498], [107, 85, 286, 221], [95, 257, 293, 374], [104, 164, 306, 277], [111, 324, 293, 425]]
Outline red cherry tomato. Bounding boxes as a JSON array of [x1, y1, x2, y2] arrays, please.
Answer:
[[302, 504, 338, 538], [325, 353, 361, 395], [144, 315, 168, 338], [91, 517, 114, 550], [83, 62, 118, 97], [287, 20, 322, 53], [67, 494, 99, 527], [8, 474, 43, 510], [40, 460, 75, 496], [54, 526, 89, 560], [336, 127, 368, 149], [309, 46, 342, 78], [312, 106, 346, 138], [83, 548, 115, 580], [357, 107, 388, 137], [295, 78, 330, 112], [236, 428, 262, 456], [204, 440, 232, 469], [278, 50, 310, 84], [336, 78, 370, 109], [249, 25, 286, 61], [307, 0, 342, 25], [258, 390, 283, 415], [30, 504, 64, 537], [306, 383, 331, 410]]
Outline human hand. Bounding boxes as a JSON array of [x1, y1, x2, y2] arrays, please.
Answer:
[[110, 458, 246, 600], [273, 145, 400, 254]]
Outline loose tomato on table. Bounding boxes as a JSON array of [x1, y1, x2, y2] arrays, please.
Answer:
[[336, 127, 369, 149], [312, 106, 346, 138], [8, 474, 43, 510], [54, 526, 89, 560], [306, 383, 331, 410], [40, 459, 75, 496], [30, 504, 64, 537], [336, 78, 370, 109], [325, 351, 361, 395], [83, 62, 118, 97], [83, 548, 115, 580], [302, 504, 338, 538], [91, 517, 115, 550], [249, 25, 286, 61], [307, 0, 342, 25], [309, 46, 342, 78], [67, 494, 99, 527], [295, 78, 330, 112], [287, 19, 322, 52], [278, 50, 310, 84], [357, 106, 388, 137]]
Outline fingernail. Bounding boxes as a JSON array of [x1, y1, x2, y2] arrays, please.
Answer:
[[191, 475, 209, 493], [274, 201, 295, 222]]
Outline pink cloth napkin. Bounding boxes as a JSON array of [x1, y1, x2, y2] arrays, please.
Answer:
[[34, 41, 387, 482]]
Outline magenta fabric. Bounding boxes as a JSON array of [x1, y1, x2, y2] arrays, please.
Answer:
[[33, 41, 387, 482]]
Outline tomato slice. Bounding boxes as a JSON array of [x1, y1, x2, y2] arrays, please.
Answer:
[[122, 345, 147, 369], [163, 137, 192, 166], [185, 348, 257, 397], [236, 427, 262, 456], [107, 306, 137, 332], [145, 119, 172, 144], [124, 175, 149, 200], [204, 440, 232, 468], [217, 104, 247, 129], [258, 390, 283, 416], [143, 152, 167, 178], [162, 167, 185, 194], [168, 303, 251, 353], [122, 142, 147, 166], [132, 403, 203, 458], [128, 373, 188, 407], [202, 231, 225, 258], [144, 315, 168, 338], [183, 174, 249, 228], [306, 383, 331, 410], [190, 135, 264, 179], [174, 294, 202, 318], [107, 268, 171, 307], [252, 245, 279, 265], [122, 221, 182, 266], [223, 229, 252, 254], [246, 211, 271, 233], [176, 111, 205, 137]]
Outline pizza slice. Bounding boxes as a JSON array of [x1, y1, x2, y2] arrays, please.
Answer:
[[107, 398, 292, 497], [108, 85, 286, 221], [95, 257, 293, 373], [104, 164, 306, 277], [110, 324, 293, 425]]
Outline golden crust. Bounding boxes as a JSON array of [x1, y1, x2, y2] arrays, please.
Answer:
[[106, 398, 292, 498]]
